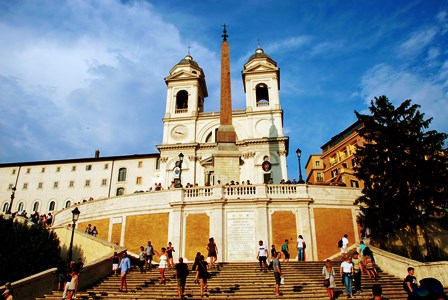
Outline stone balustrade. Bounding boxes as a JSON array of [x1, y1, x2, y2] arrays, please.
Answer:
[[53, 184, 361, 227]]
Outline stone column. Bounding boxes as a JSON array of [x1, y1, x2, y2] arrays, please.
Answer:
[[209, 205, 224, 262], [168, 208, 183, 261]]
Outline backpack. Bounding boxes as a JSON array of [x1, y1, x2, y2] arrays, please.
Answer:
[[403, 279, 409, 292], [337, 238, 343, 248], [365, 256, 373, 268], [282, 244, 287, 251]]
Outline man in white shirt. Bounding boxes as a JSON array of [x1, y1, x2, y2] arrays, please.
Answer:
[[341, 234, 349, 260], [340, 257, 354, 298], [257, 240, 268, 272], [296, 235, 306, 261]]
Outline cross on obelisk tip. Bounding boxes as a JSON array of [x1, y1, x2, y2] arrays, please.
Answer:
[[222, 24, 228, 41]]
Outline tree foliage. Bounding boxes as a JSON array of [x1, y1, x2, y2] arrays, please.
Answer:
[[354, 96, 448, 243], [0, 217, 61, 284]]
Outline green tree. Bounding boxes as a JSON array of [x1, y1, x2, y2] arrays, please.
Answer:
[[354, 96, 448, 248], [0, 217, 61, 284]]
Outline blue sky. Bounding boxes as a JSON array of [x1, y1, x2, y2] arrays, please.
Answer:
[[1, 0, 447, 181]]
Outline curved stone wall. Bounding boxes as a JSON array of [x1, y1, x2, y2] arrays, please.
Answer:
[[53, 184, 362, 262]]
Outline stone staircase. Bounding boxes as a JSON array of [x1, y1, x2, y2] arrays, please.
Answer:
[[37, 261, 410, 299]]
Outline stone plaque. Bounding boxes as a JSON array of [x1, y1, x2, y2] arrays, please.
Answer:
[[112, 217, 122, 224], [226, 211, 256, 261]]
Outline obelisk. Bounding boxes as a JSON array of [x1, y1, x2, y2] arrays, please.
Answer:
[[213, 25, 241, 184]]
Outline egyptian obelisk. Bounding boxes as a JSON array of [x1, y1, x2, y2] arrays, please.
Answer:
[[213, 25, 241, 184]]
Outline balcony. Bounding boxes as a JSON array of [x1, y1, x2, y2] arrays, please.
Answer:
[[175, 108, 188, 114]]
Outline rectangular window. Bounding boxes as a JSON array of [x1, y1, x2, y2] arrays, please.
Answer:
[[331, 169, 339, 178], [26, 168, 31, 174], [101, 179, 108, 186], [351, 158, 358, 167], [69, 181, 74, 188], [53, 181, 59, 188], [342, 162, 348, 169], [330, 155, 338, 166], [72, 166, 76, 171], [56, 166, 61, 172], [138, 161, 143, 168], [41, 167, 45, 173], [315, 161, 321, 167], [136, 177, 142, 185], [8, 183, 14, 190], [38, 182, 43, 189], [350, 180, 359, 188], [85, 180, 90, 187], [86, 164, 92, 171], [104, 163, 109, 170], [317, 173, 323, 182], [23, 183, 28, 189], [11, 169, 16, 175]]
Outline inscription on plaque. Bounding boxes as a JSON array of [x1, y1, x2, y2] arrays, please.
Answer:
[[226, 211, 256, 261]]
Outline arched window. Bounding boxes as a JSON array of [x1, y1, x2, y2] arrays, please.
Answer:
[[116, 187, 125, 196], [2, 203, 9, 213], [49, 201, 56, 211], [18, 202, 24, 212], [32, 202, 39, 212], [198, 95, 204, 113], [65, 201, 71, 208], [156, 157, 160, 170], [256, 83, 269, 106], [175, 90, 188, 113], [118, 168, 127, 182], [205, 132, 213, 143]]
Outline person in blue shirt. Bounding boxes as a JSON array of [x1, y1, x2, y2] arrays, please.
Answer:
[[119, 252, 131, 292]]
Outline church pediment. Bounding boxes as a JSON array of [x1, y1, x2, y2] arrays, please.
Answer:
[[200, 156, 213, 166], [165, 70, 200, 81], [243, 62, 278, 74]]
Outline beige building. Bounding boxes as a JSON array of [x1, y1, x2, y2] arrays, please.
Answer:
[[1, 33, 363, 262], [305, 121, 364, 189]]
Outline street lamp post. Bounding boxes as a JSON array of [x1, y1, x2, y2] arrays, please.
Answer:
[[296, 148, 305, 184], [178, 153, 184, 187], [7, 186, 17, 214], [67, 207, 81, 267], [174, 153, 184, 188]]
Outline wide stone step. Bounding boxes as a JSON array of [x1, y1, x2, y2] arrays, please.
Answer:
[[36, 261, 412, 300]]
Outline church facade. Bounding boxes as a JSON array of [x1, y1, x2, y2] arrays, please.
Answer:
[[0, 32, 362, 262], [158, 45, 288, 187]]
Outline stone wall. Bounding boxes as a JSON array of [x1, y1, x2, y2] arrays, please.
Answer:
[[53, 184, 362, 262]]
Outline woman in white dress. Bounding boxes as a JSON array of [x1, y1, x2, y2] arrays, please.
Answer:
[[322, 259, 336, 300], [156, 247, 168, 284]]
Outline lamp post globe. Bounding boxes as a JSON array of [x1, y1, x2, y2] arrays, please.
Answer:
[[296, 148, 305, 184], [179, 152, 184, 164]]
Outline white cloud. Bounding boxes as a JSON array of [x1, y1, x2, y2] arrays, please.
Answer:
[[359, 63, 448, 132], [267, 36, 312, 54], [396, 27, 438, 58], [437, 10, 448, 34], [426, 47, 440, 61], [0, 0, 219, 162]]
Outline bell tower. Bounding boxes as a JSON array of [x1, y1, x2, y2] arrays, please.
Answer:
[[242, 45, 280, 112], [162, 53, 208, 145]]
